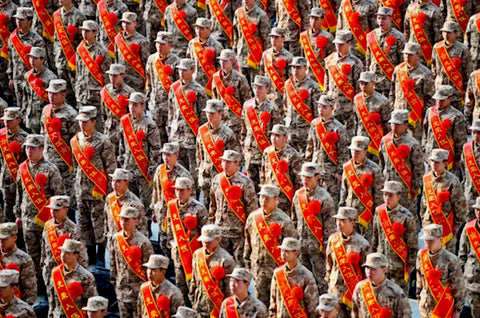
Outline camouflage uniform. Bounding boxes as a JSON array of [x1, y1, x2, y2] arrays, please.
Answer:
[[274, 0, 311, 56], [163, 2, 197, 57], [186, 35, 223, 90], [138, 280, 185, 317], [79, 0, 98, 19], [207, 0, 239, 46], [300, 28, 335, 84], [0, 0, 17, 104], [31, 0, 56, 68], [461, 139, 480, 218], [445, 0, 475, 38], [141, 0, 164, 53], [0, 296, 35, 318], [464, 12, 480, 71], [353, 91, 391, 145], [95, 0, 128, 53], [465, 69, 480, 123], [219, 294, 268, 318]]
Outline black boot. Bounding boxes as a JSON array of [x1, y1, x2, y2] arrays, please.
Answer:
[[87, 245, 96, 265], [96, 244, 105, 268]]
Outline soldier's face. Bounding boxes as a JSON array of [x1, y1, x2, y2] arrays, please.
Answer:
[[175, 187, 192, 203], [429, 160, 446, 174], [335, 42, 351, 56], [351, 149, 367, 163], [260, 195, 278, 212], [81, 29, 96, 42], [309, 16, 323, 31], [179, 68, 194, 81], [112, 179, 129, 194], [195, 26, 210, 40], [51, 207, 68, 222], [157, 42, 172, 56], [442, 30, 457, 43], [0, 235, 16, 251], [4, 119, 20, 131], [292, 65, 307, 79], [318, 104, 333, 119], [79, 119, 96, 134], [425, 238, 442, 252], [376, 15, 391, 30], [365, 266, 386, 285], [0, 286, 13, 299], [109, 73, 125, 86], [383, 192, 400, 209], [220, 59, 234, 72], [243, 0, 255, 8], [359, 81, 375, 94], [319, 308, 339, 318], [60, 250, 78, 267], [48, 91, 66, 106], [436, 97, 451, 109], [221, 160, 239, 176], [271, 133, 288, 149], [119, 217, 138, 233], [122, 21, 136, 34], [472, 130, 480, 144], [270, 35, 284, 49], [229, 278, 248, 296], [254, 85, 268, 100], [128, 102, 145, 118], [29, 56, 45, 69], [390, 122, 407, 136], [206, 111, 222, 126], [162, 152, 179, 168], [280, 249, 298, 263], [87, 310, 107, 318], [403, 52, 419, 66], [146, 267, 165, 283], [15, 18, 29, 30], [336, 218, 355, 235], [301, 175, 319, 190], [202, 237, 220, 252], [26, 145, 43, 162]]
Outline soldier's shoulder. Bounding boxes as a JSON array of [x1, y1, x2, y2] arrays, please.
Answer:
[[285, 145, 300, 156], [134, 230, 152, 243], [63, 104, 79, 117], [252, 6, 267, 17], [448, 105, 465, 118], [12, 246, 32, 261], [9, 297, 35, 316], [402, 134, 421, 146], [455, 40, 469, 50], [183, 3, 197, 14], [40, 159, 61, 171], [19, 129, 29, 138], [217, 247, 234, 261], [248, 295, 268, 311], [416, 63, 433, 75], [77, 264, 95, 279], [43, 68, 57, 80], [390, 27, 404, 38], [353, 232, 371, 247], [397, 205, 414, 218], [166, 53, 180, 65], [93, 131, 110, 142], [144, 116, 157, 128], [348, 54, 363, 64], [365, 159, 381, 170], [444, 170, 461, 184], [440, 248, 459, 263], [175, 163, 193, 177], [332, 118, 346, 130], [385, 279, 407, 297], [320, 30, 334, 40], [304, 76, 319, 87], [373, 91, 389, 104], [274, 208, 293, 222], [219, 124, 235, 136], [297, 264, 315, 279], [189, 198, 207, 211], [190, 80, 206, 91]]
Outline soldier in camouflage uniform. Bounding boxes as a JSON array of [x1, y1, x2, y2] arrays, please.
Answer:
[[371, 181, 418, 293], [145, 31, 180, 144], [110, 207, 154, 318], [189, 224, 236, 317], [0, 270, 35, 318], [0, 0, 17, 104], [351, 253, 412, 318], [306, 94, 350, 205], [206, 0, 239, 47], [461, 120, 480, 218], [212, 49, 253, 137], [0, 108, 28, 223], [416, 224, 465, 318], [269, 238, 319, 317], [0, 223, 36, 304], [325, 207, 371, 318], [465, 66, 480, 123], [138, 255, 185, 317], [260, 124, 303, 212], [209, 150, 258, 265], [95, 0, 128, 56], [283, 56, 322, 156], [244, 184, 298, 306], [340, 136, 384, 241], [163, 0, 197, 57], [464, 11, 480, 71], [275, 0, 310, 56], [141, 0, 164, 54], [82, 296, 109, 317]]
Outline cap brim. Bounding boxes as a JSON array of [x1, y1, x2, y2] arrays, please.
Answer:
[[0, 282, 10, 287], [277, 245, 298, 251], [388, 119, 404, 124], [269, 32, 283, 36], [13, 14, 27, 19], [432, 93, 450, 100], [120, 18, 134, 23], [420, 234, 438, 240], [402, 49, 417, 54], [142, 262, 164, 269], [82, 307, 104, 311], [0, 234, 11, 239], [258, 191, 275, 197], [106, 71, 122, 75], [298, 172, 315, 177], [317, 305, 336, 312], [155, 39, 168, 44], [79, 27, 96, 31], [1, 116, 16, 120], [348, 145, 364, 151], [380, 188, 399, 193], [332, 39, 346, 44], [197, 235, 214, 242], [46, 204, 63, 209], [253, 81, 267, 86], [75, 114, 91, 121], [472, 204, 480, 209], [428, 155, 443, 162], [160, 149, 177, 154], [219, 156, 236, 161], [59, 246, 74, 252], [332, 214, 348, 219], [361, 263, 382, 268], [23, 142, 41, 147], [117, 213, 137, 219], [46, 88, 62, 93]]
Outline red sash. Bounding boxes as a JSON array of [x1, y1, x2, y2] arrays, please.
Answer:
[[224, 296, 240, 318], [359, 280, 387, 318], [159, 164, 176, 204], [366, 31, 394, 80], [355, 94, 383, 155], [0, 22, 10, 60], [343, 0, 367, 54], [209, 0, 233, 46], [46, 219, 62, 265], [197, 249, 225, 318], [380, 0, 402, 29], [53, 10, 76, 71], [465, 220, 480, 263], [154, 56, 173, 94], [219, 174, 246, 224], [115, 32, 145, 82], [285, 77, 313, 124], [44, 105, 73, 169], [245, 100, 271, 153], [298, 188, 324, 251], [299, 30, 325, 90], [237, 7, 263, 68], [318, 0, 337, 31], [52, 265, 86, 318], [153, 0, 168, 14], [326, 55, 355, 101], [267, 149, 294, 202], [280, 0, 301, 27], [314, 118, 338, 164], [450, 0, 468, 32], [475, 13, 480, 36], [275, 266, 308, 318], [108, 193, 122, 231], [199, 123, 223, 173], [32, 0, 54, 42], [254, 211, 284, 266], [429, 106, 455, 169], [170, 4, 194, 41], [434, 42, 463, 93], [463, 141, 480, 195], [77, 40, 104, 86], [410, 4, 433, 65], [0, 128, 20, 182], [10, 29, 31, 68], [26, 69, 48, 101], [172, 81, 200, 136], [192, 41, 216, 95], [100, 87, 127, 119], [213, 72, 242, 118], [116, 233, 147, 281], [264, 52, 285, 95], [141, 282, 164, 318], [383, 132, 413, 193], [397, 62, 424, 127], [98, 0, 118, 56], [121, 114, 151, 183]]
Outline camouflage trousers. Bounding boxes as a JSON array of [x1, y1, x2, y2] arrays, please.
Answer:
[[387, 264, 410, 295], [23, 224, 43, 277], [118, 300, 137, 318], [301, 250, 327, 294], [2, 182, 16, 222], [319, 176, 340, 206], [220, 236, 245, 266], [356, 221, 373, 246], [245, 161, 261, 192], [252, 265, 276, 306], [129, 173, 153, 219], [150, 112, 168, 145], [57, 66, 77, 107], [178, 147, 198, 188], [13, 80, 25, 111], [467, 290, 480, 318], [77, 197, 106, 246], [172, 246, 191, 306]]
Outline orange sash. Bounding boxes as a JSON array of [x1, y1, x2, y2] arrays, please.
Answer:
[[267, 149, 294, 202], [423, 172, 454, 245], [254, 211, 284, 266], [219, 174, 246, 224], [116, 233, 147, 281], [115, 32, 145, 82], [0, 128, 20, 182], [450, 0, 468, 32], [53, 10, 76, 71], [280, 0, 301, 27], [197, 249, 225, 318], [420, 248, 454, 318], [121, 114, 151, 183], [331, 232, 361, 307], [464, 141, 480, 195], [343, 159, 374, 228], [355, 94, 383, 155], [475, 13, 480, 36], [383, 132, 413, 194], [172, 81, 200, 136], [380, 0, 402, 29], [326, 55, 355, 101], [153, 0, 168, 14], [397, 62, 424, 127], [299, 30, 325, 90], [32, 0, 54, 42], [141, 282, 164, 318], [213, 72, 242, 118], [0, 23, 9, 60], [359, 279, 387, 318], [434, 42, 463, 93], [275, 266, 308, 318], [71, 135, 108, 200], [465, 220, 480, 263], [170, 4, 194, 41], [108, 193, 122, 231], [237, 7, 263, 68], [199, 123, 223, 173], [285, 78, 313, 124], [298, 188, 324, 251], [154, 56, 173, 94], [44, 105, 73, 169], [19, 160, 51, 227], [314, 118, 338, 164], [52, 265, 86, 318], [318, 0, 337, 31], [264, 52, 285, 95], [77, 40, 104, 86], [100, 87, 127, 119], [159, 164, 176, 203], [192, 41, 216, 95], [10, 29, 31, 68], [429, 106, 455, 169], [46, 219, 62, 265], [26, 69, 48, 101], [343, 0, 367, 54], [209, 0, 233, 46], [224, 296, 240, 318], [245, 100, 271, 153], [410, 4, 433, 65], [98, 0, 118, 57], [377, 204, 409, 281], [366, 31, 394, 80]]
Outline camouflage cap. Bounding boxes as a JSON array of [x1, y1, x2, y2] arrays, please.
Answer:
[[46, 195, 71, 209], [143, 254, 169, 269], [278, 237, 301, 251], [1, 107, 22, 120], [440, 21, 459, 32], [59, 239, 82, 253], [120, 12, 137, 23], [227, 268, 252, 282], [470, 119, 480, 131], [316, 94, 335, 106], [173, 177, 194, 189], [358, 71, 376, 83], [217, 49, 236, 60], [258, 184, 280, 197], [388, 109, 409, 124], [27, 46, 46, 58], [348, 136, 370, 151], [402, 42, 421, 54], [421, 224, 443, 240], [155, 31, 173, 43], [173, 307, 197, 318], [472, 197, 480, 209], [193, 17, 211, 28], [432, 85, 453, 100], [203, 99, 225, 113], [160, 142, 180, 154], [299, 162, 320, 177], [291, 56, 307, 67], [376, 6, 393, 16], [333, 30, 353, 44], [362, 252, 388, 268], [428, 148, 449, 162], [316, 294, 339, 312], [0, 223, 18, 239], [109, 168, 133, 181], [253, 75, 271, 87], [24, 134, 44, 147], [332, 207, 358, 220], [13, 7, 33, 19], [269, 27, 286, 37], [106, 63, 126, 75], [82, 296, 109, 311], [75, 106, 98, 121], [310, 7, 325, 17], [219, 150, 242, 162], [177, 58, 195, 70], [46, 79, 67, 93], [128, 92, 146, 104], [198, 224, 221, 242], [0, 269, 20, 287], [79, 20, 98, 31], [381, 181, 403, 194], [269, 124, 288, 135], [118, 206, 139, 219]]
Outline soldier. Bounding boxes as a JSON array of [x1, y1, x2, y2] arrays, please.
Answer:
[[284, 56, 322, 155], [141, 0, 165, 54], [219, 268, 268, 318], [0, 107, 28, 223], [260, 124, 302, 212], [96, 0, 128, 59], [163, 0, 197, 57], [241, 75, 282, 189], [324, 30, 364, 132], [462, 120, 480, 218], [138, 255, 185, 318], [145, 31, 180, 144], [365, 7, 405, 97], [71, 106, 116, 265], [196, 99, 240, 208], [275, 0, 310, 56], [416, 224, 465, 318], [0, 223, 36, 304], [325, 207, 371, 318], [269, 237, 319, 318], [168, 58, 208, 185], [340, 136, 384, 240], [82, 296, 109, 318], [445, 0, 473, 38], [379, 109, 424, 218], [465, 66, 480, 124], [110, 205, 154, 318], [244, 184, 298, 306], [209, 150, 258, 265], [49, 239, 98, 318], [232, 0, 271, 83], [212, 49, 253, 137], [306, 94, 349, 205], [189, 224, 236, 318], [371, 181, 418, 293], [421, 148, 467, 253], [0, 270, 35, 318], [351, 253, 412, 317], [115, 12, 149, 92], [465, 11, 480, 71], [390, 42, 435, 141], [0, 0, 17, 105], [206, 0, 238, 48], [316, 294, 340, 318], [24, 46, 57, 133]]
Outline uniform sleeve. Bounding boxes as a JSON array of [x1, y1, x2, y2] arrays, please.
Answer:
[[84, 274, 98, 299], [290, 151, 303, 190], [351, 284, 361, 318], [461, 47, 472, 92], [336, 127, 350, 174], [465, 75, 475, 122], [371, 214, 379, 251], [188, 253, 198, 303], [451, 178, 468, 231], [410, 141, 425, 192], [457, 227, 469, 268], [147, 123, 162, 175], [449, 257, 466, 312], [21, 257, 38, 305], [268, 272, 278, 318], [305, 123, 315, 162], [393, 288, 412, 318], [170, 288, 185, 314], [405, 214, 418, 270], [102, 138, 117, 192], [304, 274, 320, 318], [259, 14, 272, 50], [243, 218, 253, 269], [49, 164, 65, 196], [209, 182, 217, 224], [453, 114, 468, 163], [373, 166, 385, 207], [415, 252, 423, 299], [243, 178, 259, 215], [321, 195, 337, 241]]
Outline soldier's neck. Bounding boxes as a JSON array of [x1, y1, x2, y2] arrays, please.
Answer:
[[55, 217, 67, 225], [255, 96, 266, 104], [181, 78, 192, 85], [445, 39, 455, 46], [83, 128, 95, 137], [85, 38, 95, 46], [363, 89, 374, 97], [175, 0, 185, 7], [222, 68, 232, 76], [52, 102, 64, 109], [273, 46, 282, 54], [7, 126, 19, 134], [34, 65, 46, 73], [294, 74, 305, 82], [19, 27, 29, 34], [286, 260, 298, 270], [321, 114, 332, 121], [115, 189, 127, 197], [371, 277, 386, 287], [152, 277, 165, 287], [341, 229, 353, 237], [0, 294, 13, 304], [64, 261, 76, 272], [235, 291, 249, 302], [62, 3, 73, 11], [166, 162, 176, 170], [209, 120, 221, 130], [245, 3, 254, 10], [306, 184, 317, 191], [407, 61, 418, 69], [263, 207, 274, 215], [113, 82, 124, 89]]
